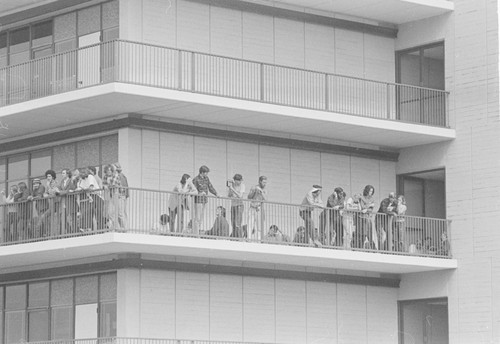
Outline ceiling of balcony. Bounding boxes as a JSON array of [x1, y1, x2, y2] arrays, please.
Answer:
[[0, 0, 453, 25]]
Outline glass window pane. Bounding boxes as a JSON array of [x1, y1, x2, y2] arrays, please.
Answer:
[[102, 1, 119, 30], [101, 135, 118, 165], [51, 278, 73, 306], [77, 139, 100, 168], [0, 157, 6, 182], [400, 299, 448, 344], [28, 310, 49, 341], [33, 47, 53, 59], [78, 6, 101, 36], [53, 144, 76, 172], [99, 302, 116, 337], [9, 51, 30, 65], [5, 310, 26, 344], [6, 285, 26, 310], [32, 21, 53, 48], [54, 12, 76, 42], [75, 275, 98, 304], [0, 286, 3, 308], [51, 306, 73, 340], [75, 303, 98, 339], [398, 50, 420, 86], [55, 38, 77, 53], [28, 282, 49, 308], [422, 45, 445, 90], [0, 33, 7, 56], [9, 27, 29, 54], [8, 154, 28, 180], [31, 150, 52, 178], [100, 273, 117, 301]]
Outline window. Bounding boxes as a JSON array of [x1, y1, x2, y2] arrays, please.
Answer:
[[399, 298, 448, 344], [396, 42, 445, 126], [0, 273, 116, 342]]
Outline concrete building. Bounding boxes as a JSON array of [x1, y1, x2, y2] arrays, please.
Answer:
[[0, 0, 496, 343]]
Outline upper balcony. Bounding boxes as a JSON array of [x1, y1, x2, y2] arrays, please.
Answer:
[[0, 39, 454, 149], [0, 187, 456, 275]]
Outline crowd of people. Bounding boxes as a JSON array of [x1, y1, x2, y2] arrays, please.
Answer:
[[0, 163, 449, 255], [1, 163, 129, 241], [159, 165, 417, 252]]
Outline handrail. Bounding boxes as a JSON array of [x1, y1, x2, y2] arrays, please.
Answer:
[[0, 39, 449, 127], [0, 187, 451, 258]]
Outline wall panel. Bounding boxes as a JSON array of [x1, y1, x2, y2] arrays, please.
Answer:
[[337, 284, 367, 344], [175, 271, 210, 339], [290, 149, 321, 204], [367, 286, 398, 344], [210, 6, 242, 58], [142, 0, 177, 46], [305, 22, 335, 73], [306, 281, 337, 344], [242, 12, 274, 63], [259, 145, 291, 203], [274, 17, 305, 68], [159, 132, 195, 191], [243, 276, 276, 342], [141, 130, 160, 189], [275, 279, 307, 344], [350, 156, 381, 204], [209, 274, 243, 341], [335, 28, 364, 78], [140, 270, 176, 338], [176, 0, 210, 52]]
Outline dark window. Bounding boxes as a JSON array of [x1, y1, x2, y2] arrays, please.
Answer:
[[399, 298, 448, 344], [32, 21, 52, 40]]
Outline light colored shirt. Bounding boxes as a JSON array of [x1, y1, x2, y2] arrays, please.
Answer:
[[228, 183, 246, 207], [247, 185, 267, 208]]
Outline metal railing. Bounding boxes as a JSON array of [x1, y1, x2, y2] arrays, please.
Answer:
[[31, 338, 275, 344], [0, 187, 451, 258], [0, 40, 449, 127]]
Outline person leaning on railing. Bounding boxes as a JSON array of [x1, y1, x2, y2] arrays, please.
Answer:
[[319, 187, 345, 246], [75, 168, 97, 232], [27, 178, 46, 238], [342, 194, 361, 249], [299, 185, 324, 247], [227, 173, 245, 238], [357, 185, 377, 249], [376, 192, 397, 251], [393, 195, 407, 252], [43, 170, 61, 237], [168, 173, 197, 233], [16, 182, 30, 240], [192, 165, 219, 234]]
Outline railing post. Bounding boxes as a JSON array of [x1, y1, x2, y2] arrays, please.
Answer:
[[386, 83, 391, 119], [177, 49, 182, 90], [260, 63, 264, 101], [191, 51, 195, 92], [325, 73, 329, 111]]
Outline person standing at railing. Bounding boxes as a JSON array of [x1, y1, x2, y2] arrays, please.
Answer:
[[114, 163, 129, 231], [43, 170, 61, 236], [227, 173, 245, 238], [75, 169, 97, 232], [192, 165, 219, 234], [342, 194, 361, 249], [168, 173, 197, 233], [247, 176, 268, 241], [377, 192, 397, 251], [1, 185, 19, 241], [16, 182, 30, 240], [299, 185, 324, 247], [394, 195, 407, 251], [319, 187, 345, 246], [87, 166, 106, 230], [356, 185, 377, 249], [58, 168, 77, 234], [28, 178, 46, 238]]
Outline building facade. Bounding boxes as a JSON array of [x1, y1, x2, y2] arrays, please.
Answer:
[[0, 0, 497, 343]]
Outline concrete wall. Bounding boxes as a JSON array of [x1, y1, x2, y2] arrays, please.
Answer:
[[397, 2, 500, 343], [117, 267, 398, 344], [118, 127, 396, 206], [119, 0, 395, 82]]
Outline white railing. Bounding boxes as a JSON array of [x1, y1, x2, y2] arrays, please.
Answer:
[[0, 187, 451, 258], [0, 40, 449, 127]]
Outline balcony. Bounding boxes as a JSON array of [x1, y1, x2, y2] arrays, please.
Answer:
[[33, 337, 273, 344], [0, 40, 454, 148], [0, 187, 455, 274]]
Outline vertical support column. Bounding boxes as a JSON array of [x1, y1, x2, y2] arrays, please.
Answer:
[[117, 267, 142, 337]]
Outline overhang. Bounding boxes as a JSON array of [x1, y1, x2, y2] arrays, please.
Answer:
[[0, 83, 455, 150], [0, 232, 457, 275]]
